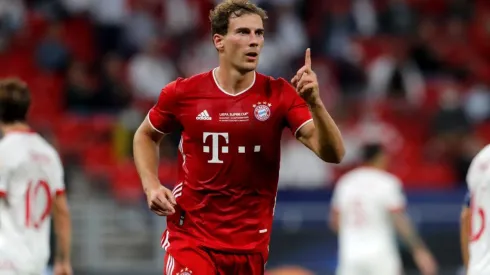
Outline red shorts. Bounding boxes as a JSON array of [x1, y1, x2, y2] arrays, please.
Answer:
[[163, 247, 265, 275]]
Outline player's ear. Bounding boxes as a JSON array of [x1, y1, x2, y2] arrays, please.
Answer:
[[213, 34, 225, 52]]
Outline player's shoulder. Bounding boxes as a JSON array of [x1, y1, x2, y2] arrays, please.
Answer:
[[175, 70, 214, 92], [257, 73, 294, 93], [0, 134, 24, 154], [472, 144, 490, 164], [467, 144, 490, 179]]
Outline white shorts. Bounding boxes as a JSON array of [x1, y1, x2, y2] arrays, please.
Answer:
[[0, 248, 46, 275], [337, 259, 402, 275]]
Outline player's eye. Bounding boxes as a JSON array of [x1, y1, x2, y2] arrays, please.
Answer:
[[256, 31, 264, 37], [237, 29, 250, 35]]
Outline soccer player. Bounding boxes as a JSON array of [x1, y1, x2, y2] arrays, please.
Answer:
[[132, 0, 345, 274], [329, 144, 437, 275], [460, 191, 470, 271], [466, 144, 490, 275], [0, 79, 72, 275]]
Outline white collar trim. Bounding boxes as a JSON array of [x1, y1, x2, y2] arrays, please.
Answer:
[[212, 67, 256, 97]]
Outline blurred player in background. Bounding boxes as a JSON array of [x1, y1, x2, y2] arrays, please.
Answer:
[[0, 79, 72, 275], [133, 0, 345, 274], [465, 144, 490, 275], [460, 191, 470, 272], [329, 144, 437, 275]]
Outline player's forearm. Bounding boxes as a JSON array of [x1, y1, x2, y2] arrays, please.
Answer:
[[460, 208, 471, 267], [133, 129, 162, 193], [53, 202, 71, 262], [308, 100, 345, 163], [392, 213, 427, 252]]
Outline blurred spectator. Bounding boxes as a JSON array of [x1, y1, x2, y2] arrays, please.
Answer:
[[0, 0, 25, 51], [322, 2, 357, 59], [163, 0, 199, 36], [128, 37, 177, 101], [123, 0, 158, 54], [447, 0, 473, 21], [179, 35, 218, 77], [351, 0, 377, 37], [90, 0, 127, 55], [409, 19, 444, 76], [432, 83, 470, 137], [429, 82, 471, 182], [95, 53, 131, 113], [464, 83, 490, 124], [36, 21, 70, 72], [64, 60, 97, 113], [274, 2, 307, 61], [340, 110, 404, 168], [367, 37, 425, 106], [378, 0, 414, 35]]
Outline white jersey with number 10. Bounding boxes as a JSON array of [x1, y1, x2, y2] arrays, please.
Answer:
[[0, 131, 65, 274], [332, 167, 406, 275], [467, 145, 490, 275]]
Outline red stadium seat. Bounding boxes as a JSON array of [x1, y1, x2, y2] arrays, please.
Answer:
[[82, 142, 116, 177], [111, 161, 142, 202], [53, 115, 93, 155]]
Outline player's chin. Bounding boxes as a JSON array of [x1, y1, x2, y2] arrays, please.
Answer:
[[240, 62, 258, 72]]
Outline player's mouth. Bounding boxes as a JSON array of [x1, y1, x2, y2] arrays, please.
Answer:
[[245, 52, 258, 61]]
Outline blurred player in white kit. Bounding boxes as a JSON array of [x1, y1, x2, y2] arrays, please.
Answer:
[[329, 144, 437, 275], [465, 144, 490, 275], [0, 79, 72, 275]]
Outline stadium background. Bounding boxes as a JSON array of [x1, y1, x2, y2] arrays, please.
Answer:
[[0, 0, 483, 274]]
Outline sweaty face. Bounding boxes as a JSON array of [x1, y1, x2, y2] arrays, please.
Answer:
[[221, 14, 264, 73]]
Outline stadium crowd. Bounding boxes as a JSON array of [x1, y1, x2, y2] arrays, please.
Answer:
[[0, 0, 488, 203]]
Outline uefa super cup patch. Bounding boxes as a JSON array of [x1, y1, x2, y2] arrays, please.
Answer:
[[253, 102, 271, 121]]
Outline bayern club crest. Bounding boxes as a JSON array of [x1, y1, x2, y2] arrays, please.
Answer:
[[177, 268, 192, 275], [253, 102, 272, 121]]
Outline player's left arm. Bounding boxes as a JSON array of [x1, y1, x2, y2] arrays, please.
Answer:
[[460, 192, 471, 268], [292, 49, 345, 163], [51, 154, 72, 273], [328, 185, 340, 233]]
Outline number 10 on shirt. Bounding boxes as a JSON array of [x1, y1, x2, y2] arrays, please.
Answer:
[[25, 180, 52, 229]]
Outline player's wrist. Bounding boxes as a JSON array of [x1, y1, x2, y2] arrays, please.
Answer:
[[143, 178, 162, 194], [307, 98, 324, 109]]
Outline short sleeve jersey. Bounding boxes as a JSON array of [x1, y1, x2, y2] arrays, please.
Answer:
[[148, 69, 312, 257], [0, 131, 65, 273], [466, 144, 490, 274], [331, 167, 406, 262]]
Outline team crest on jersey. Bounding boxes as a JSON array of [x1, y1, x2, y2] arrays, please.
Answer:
[[177, 268, 192, 275], [253, 102, 272, 121]]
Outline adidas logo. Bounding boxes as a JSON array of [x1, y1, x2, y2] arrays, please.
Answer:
[[196, 110, 212, 120]]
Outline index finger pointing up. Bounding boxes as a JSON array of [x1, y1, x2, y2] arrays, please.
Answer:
[[305, 48, 312, 69]]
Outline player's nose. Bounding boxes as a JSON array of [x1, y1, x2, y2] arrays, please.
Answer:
[[248, 34, 260, 48]]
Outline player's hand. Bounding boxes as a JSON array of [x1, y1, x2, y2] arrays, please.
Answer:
[[53, 261, 73, 275], [146, 185, 177, 216], [291, 48, 321, 106], [414, 248, 438, 275]]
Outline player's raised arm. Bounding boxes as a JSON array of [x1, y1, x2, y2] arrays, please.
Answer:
[[291, 48, 345, 163], [133, 82, 179, 216], [460, 192, 471, 269]]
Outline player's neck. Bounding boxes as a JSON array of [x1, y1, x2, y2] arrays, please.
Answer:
[[1, 122, 32, 135], [214, 66, 255, 95]]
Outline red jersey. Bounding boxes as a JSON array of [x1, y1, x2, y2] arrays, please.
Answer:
[[148, 69, 312, 259]]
